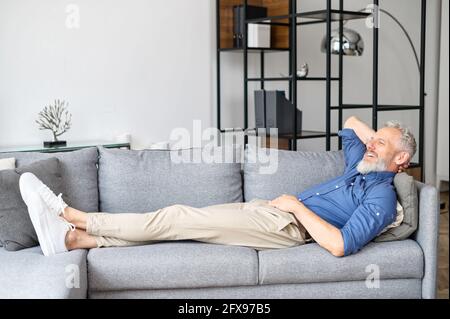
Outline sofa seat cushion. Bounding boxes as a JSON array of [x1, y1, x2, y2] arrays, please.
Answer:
[[87, 242, 258, 291], [258, 240, 423, 285], [0, 247, 88, 299]]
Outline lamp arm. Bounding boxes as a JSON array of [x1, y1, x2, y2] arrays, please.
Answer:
[[344, 8, 421, 72], [379, 9, 421, 72]]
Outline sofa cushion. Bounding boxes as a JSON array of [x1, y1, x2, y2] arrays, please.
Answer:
[[0, 158, 64, 251], [375, 173, 419, 242], [87, 242, 258, 291], [244, 146, 345, 201], [258, 239, 423, 285], [0, 158, 15, 170], [379, 201, 404, 234], [89, 279, 422, 299], [98, 146, 242, 213], [0, 148, 99, 212], [0, 246, 88, 299]]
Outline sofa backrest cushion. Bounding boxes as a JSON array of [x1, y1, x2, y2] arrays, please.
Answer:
[[0, 148, 99, 212], [98, 146, 243, 213], [244, 147, 345, 201]]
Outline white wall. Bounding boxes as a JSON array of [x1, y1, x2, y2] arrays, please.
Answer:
[[0, 0, 443, 183], [218, 0, 442, 184], [0, 0, 214, 150]]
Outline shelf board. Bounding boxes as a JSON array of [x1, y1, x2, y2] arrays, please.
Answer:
[[297, 77, 340, 81], [247, 77, 340, 82], [246, 14, 290, 24], [378, 105, 422, 111], [247, 76, 291, 82], [297, 10, 370, 21], [245, 10, 370, 24], [331, 104, 372, 110], [220, 128, 246, 133], [331, 104, 422, 111], [220, 128, 338, 140], [277, 130, 339, 140], [219, 47, 289, 53]]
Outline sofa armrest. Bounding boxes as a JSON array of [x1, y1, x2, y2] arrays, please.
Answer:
[[412, 182, 440, 299], [0, 247, 88, 299]]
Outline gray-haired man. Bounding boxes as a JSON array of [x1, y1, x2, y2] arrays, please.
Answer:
[[19, 117, 416, 257]]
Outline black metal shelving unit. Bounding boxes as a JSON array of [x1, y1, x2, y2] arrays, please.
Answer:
[[216, 0, 426, 180]]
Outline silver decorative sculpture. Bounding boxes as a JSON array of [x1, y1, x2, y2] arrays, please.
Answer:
[[279, 63, 309, 78], [36, 99, 72, 147], [297, 63, 309, 78]]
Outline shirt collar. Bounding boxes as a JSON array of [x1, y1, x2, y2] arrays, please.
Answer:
[[360, 171, 396, 181]]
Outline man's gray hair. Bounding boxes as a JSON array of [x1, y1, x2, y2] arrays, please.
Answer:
[[384, 120, 417, 157]]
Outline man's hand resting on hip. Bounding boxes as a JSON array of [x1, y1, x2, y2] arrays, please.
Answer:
[[269, 195, 303, 214], [269, 194, 345, 257]]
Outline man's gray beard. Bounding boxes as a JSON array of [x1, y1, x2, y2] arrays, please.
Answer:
[[357, 158, 388, 175]]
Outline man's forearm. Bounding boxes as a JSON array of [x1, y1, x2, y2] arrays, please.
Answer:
[[344, 116, 375, 144], [292, 204, 344, 257]]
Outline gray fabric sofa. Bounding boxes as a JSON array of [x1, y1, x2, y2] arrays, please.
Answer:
[[0, 146, 439, 299]]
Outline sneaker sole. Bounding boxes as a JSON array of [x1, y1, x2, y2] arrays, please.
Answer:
[[27, 197, 55, 256]]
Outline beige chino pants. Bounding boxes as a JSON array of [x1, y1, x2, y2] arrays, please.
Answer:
[[86, 199, 310, 250]]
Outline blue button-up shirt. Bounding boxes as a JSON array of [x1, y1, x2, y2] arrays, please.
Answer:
[[298, 129, 397, 256]]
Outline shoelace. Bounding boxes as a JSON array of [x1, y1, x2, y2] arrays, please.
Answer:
[[39, 185, 67, 216], [61, 217, 76, 232], [55, 193, 76, 231], [38, 185, 75, 231], [56, 193, 66, 216]]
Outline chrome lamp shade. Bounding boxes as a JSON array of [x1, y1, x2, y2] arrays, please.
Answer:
[[321, 28, 364, 56]]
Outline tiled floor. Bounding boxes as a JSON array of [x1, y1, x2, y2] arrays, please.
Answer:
[[438, 191, 449, 299]]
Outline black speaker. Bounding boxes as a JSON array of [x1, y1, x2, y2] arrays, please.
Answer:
[[255, 90, 302, 135]]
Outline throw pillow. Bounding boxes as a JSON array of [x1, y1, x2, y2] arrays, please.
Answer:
[[0, 147, 99, 213], [379, 201, 404, 234], [0, 158, 64, 251], [0, 158, 15, 171], [374, 173, 418, 242]]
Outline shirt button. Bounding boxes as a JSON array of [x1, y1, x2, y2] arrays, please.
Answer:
[[351, 183, 354, 186], [376, 213, 380, 216], [335, 185, 339, 188], [363, 177, 366, 180], [299, 198, 302, 202], [316, 193, 320, 196]]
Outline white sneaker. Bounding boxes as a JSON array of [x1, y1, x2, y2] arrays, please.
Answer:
[[19, 173, 75, 256], [19, 172, 68, 217]]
